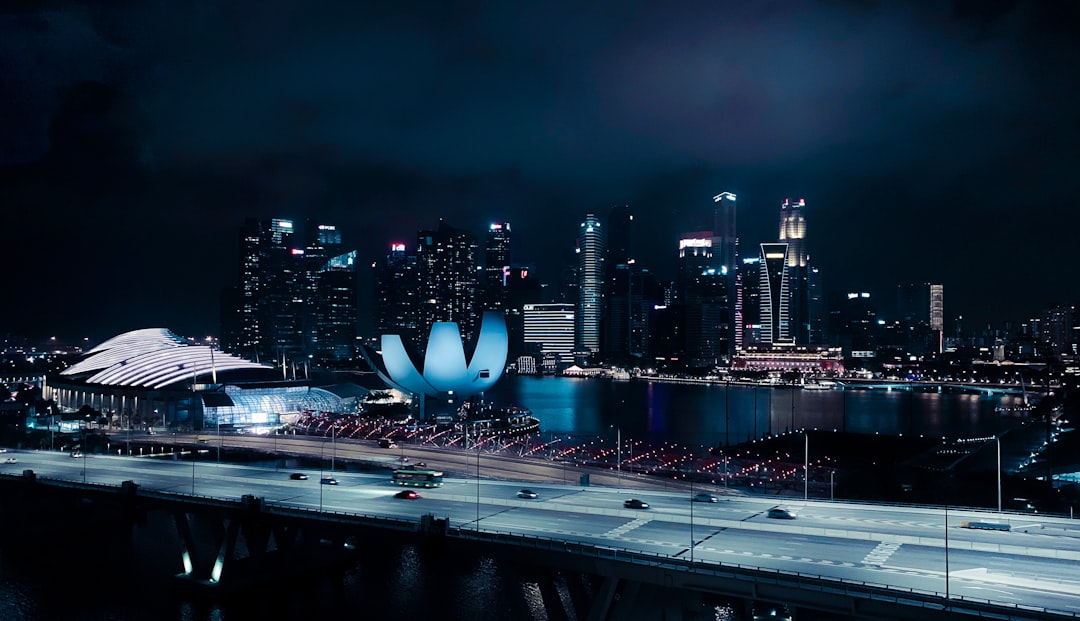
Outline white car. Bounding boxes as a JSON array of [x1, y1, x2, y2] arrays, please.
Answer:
[[3, 457, 16, 464]]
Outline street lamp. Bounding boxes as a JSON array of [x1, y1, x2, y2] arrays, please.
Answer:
[[996, 435, 1002, 513], [804, 431, 809, 501], [610, 425, 621, 488]]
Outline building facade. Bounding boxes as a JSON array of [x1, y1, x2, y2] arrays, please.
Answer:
[[575, 214, 605, 358]]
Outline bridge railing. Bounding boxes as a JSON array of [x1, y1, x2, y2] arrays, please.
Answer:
[[450, 524, 1080, 620]]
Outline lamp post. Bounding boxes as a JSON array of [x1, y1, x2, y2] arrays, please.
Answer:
[[689, 477, 695, 565], [804, 431, 809, 500], [616, 425, 621, 488], [331, 423, 337, 473], [996, 435, 1002, 513]]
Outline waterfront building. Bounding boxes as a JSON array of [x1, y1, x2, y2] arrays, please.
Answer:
[[48, 328, 353, 430], [731, 345, 844, 374], [524, 303, 575, 364], [738, 256, 762, 348], [575, 214, 605, 359], [678, 232, 729, 366], [759, 243, 791, 345], [779, 198, 810, 344], [712, 192, 738, 356]]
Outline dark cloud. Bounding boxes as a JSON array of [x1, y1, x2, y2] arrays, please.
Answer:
[[2, 1, 1079, 341]]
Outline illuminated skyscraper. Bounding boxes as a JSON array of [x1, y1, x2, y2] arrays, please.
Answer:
[[373, 243, 417, 342], [712, 192, 738, 356], [575, 214, 605, 357], [484, 222, 511, 311], [738, 257, 762, 347], [779, 198, 809, 343], [416, 221, 480, 354], [896, 282, 945, 353], [225, 218, 356, 363], [759, 243, 791, 345], [524, 303, 576, 363], [679, 232, 728, 365]]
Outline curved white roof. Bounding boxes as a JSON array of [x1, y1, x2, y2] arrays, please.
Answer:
[[61, 328, 272, 389]]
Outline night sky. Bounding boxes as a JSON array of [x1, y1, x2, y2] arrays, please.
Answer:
[[2, 1, 1078, 344]]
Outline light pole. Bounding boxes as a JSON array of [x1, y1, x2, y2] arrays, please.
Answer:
[[804, 431, 809, 501], [616, 425, 621, 488], [689, 477, 695, 565], [944, 504, 951, 603], [331, 423, 337, 473], [191, 448, 196, 495], [996, 435, 1002, 513]]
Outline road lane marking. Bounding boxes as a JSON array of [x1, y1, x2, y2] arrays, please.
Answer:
[[862, 541, 901, 565]]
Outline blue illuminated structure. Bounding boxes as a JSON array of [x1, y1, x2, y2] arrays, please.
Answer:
[[371, 312, 507, 415]]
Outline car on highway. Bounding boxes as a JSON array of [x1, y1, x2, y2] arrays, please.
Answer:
[[70, 451, 84, 458], [3, 457, 16, 464], [517, 489, 538, 499], [378, 438, 396, 449], [766, 506, 797, 519], [623, 498, 649, 510], [0, 448, 7, 453], [692, 492, 718, 503], [415, 462, 426, 468], [320, 476, 338, 485], [289, 473, 309, 480], [394, 489, 419, 500]]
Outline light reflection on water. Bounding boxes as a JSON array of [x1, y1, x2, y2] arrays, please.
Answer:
[[486, 376, 1025, 445]]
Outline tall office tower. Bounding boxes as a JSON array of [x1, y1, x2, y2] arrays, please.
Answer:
[[712, 192, 738, 355], [302, 222, 344, 355], [759, 243, 791, 345], [604, 262, 655, 361], [523, 303, 576, 363], [897, 283, 945, 354], [415, 220, 480, 353], [678, 232, 729, 364], [484, 222, 511, 311], [738, 257, 762, 347], [226, 218, 305, 361], [372, 242, 420, 345], [314, 251, 358, 362], [807, 266, 824, 345], [778, 198, 809, 344], [575, 214, 605, 357]]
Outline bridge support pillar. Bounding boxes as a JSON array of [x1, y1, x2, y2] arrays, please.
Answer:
[[586, 576, 619, 621]]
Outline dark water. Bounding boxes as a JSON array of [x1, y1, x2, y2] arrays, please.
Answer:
[[0, 378, 1028, 620], [486, 376, 1025, 446]]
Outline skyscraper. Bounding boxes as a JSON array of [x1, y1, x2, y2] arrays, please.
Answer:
[[373, 242, 419, 345], [779, 198, 809, 344], [759, 243, 791, 345], [314, 251, 358, 362], [227, 218, 303, 361], [484, 222, 511, 311], [575, 214, 605, 358], [224, 218, 356, 364], [679, 232, 728, 365], [738, 256, 762, 347], [524, 303, 576, 364], [712, 192, 738, 355], [415, 220, 480, 353]]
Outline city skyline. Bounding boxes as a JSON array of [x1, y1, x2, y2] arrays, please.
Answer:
[[3, 2, 1079, 341]]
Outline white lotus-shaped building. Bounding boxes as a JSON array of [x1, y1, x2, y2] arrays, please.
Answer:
[[376, 311, 507, 399]]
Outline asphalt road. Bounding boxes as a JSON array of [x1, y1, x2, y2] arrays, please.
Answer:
[[3, 444, 1079, 618]]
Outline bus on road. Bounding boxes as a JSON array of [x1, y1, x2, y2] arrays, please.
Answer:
[[392, 468, 444, 488]]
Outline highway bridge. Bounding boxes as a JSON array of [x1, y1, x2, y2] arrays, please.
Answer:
[[1, 441, 1078, 620]]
